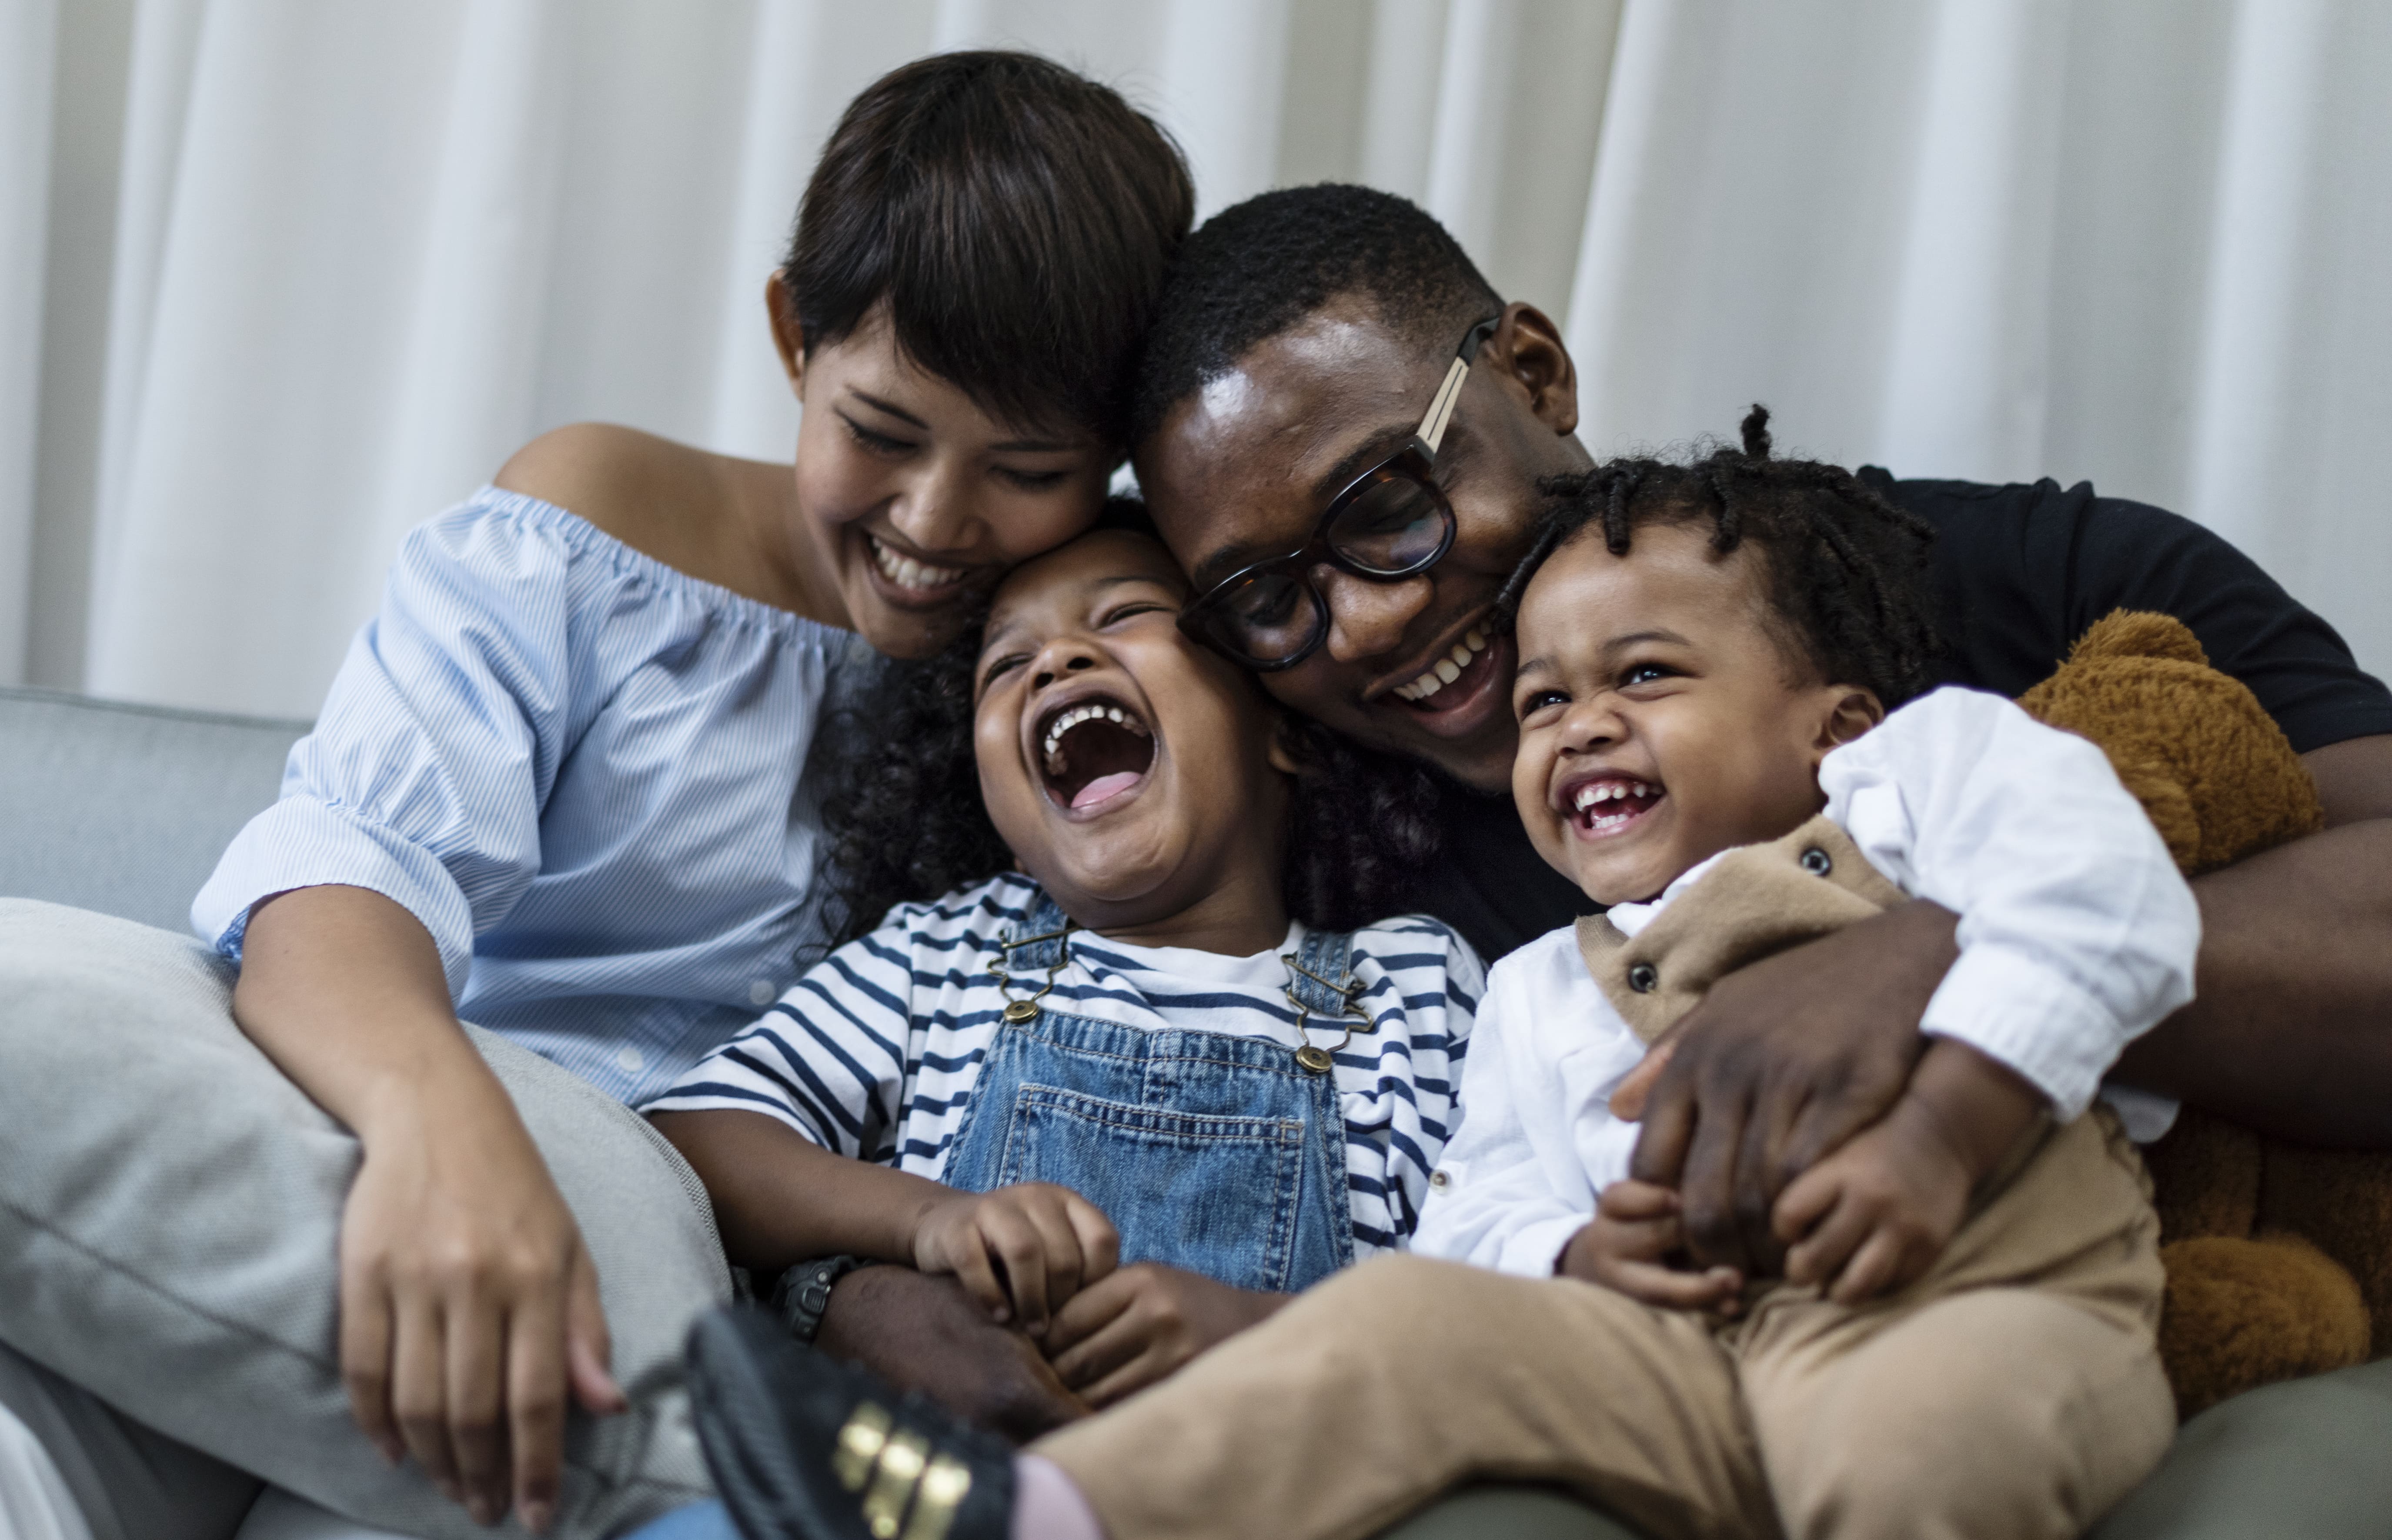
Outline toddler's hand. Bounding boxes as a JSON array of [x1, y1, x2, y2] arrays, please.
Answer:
[[910, 1183, 1119, 1336], [1770, 1096, 1971, 1303], [1041, 1262, 1287, 1407], [1558, 1180, 1744, 1313]]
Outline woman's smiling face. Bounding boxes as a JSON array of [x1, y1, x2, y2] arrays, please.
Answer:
[[973, 528, 1295, 935], [778, 291, 1117, 660]]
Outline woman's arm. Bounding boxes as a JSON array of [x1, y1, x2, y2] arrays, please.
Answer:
[[234, 884, 621, 1534]]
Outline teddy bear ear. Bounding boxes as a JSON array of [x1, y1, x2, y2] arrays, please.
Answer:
[[2069, 609, 2209, 667]]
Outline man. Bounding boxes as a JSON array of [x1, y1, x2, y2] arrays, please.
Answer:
[[1129, 183, 2392, 1535], [825, 185, 2392, 1537]]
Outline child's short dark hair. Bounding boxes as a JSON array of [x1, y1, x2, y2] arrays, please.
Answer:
[[1129, 185, 1501, 446], [1510, 408, 1941, 708], [784, 52, 1193, 445], [817, 503, 1442, 943]]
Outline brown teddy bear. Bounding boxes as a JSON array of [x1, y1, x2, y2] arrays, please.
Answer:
[[2018, 610, 2390, 1415]]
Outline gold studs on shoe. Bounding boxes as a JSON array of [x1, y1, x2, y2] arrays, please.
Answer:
[[834, 1402, 976, 1540], [833, 1403, 892, 1493]]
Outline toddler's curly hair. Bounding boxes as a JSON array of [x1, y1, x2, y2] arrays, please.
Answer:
[[1503, 406, 1941, 708]]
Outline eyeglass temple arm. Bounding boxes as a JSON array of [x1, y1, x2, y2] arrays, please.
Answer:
[[1416, 317, 1501, 454]]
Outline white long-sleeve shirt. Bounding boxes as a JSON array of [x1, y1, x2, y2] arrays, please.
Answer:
[[1412, 687, 2200, 1279]]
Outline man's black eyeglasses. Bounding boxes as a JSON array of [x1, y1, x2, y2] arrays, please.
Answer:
[[1177, 316, 1501, 671]]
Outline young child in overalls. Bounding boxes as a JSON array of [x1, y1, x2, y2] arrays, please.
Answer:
[[645, 509, 1479, 1415], [668, 417, 2200, 1540]]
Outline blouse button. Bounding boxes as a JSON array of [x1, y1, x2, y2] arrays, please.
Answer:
[[1430, 1170, 1451, 1189], [615, 1044, 646, 1073], [748, 979, 777, 1007]]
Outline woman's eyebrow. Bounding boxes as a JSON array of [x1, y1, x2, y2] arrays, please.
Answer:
[[845, 389, 929, 429]]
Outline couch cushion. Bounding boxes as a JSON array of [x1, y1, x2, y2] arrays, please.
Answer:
[[0, 687, 307, 934]]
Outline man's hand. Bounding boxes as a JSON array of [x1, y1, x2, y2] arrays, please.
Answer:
[[1040, 1263, 1288, 1407], [815, 1265, 1089, 1443], [910, 1183, 1119, 1336], [1774, 1038, 2044, 1303], [1557, 1181, 1744, 1313], [1629, 899, 1959, 1276]]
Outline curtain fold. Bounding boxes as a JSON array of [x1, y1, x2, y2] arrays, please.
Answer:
[[3, 0, 2386, 718]]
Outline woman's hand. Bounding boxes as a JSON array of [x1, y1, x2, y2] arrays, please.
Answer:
[[339, 1063, 625, 1530], [909, 1183, 1119, 1336], [1039, 1263, 1288, 1407], [234, 885, 625, 1532], [1558, 1181, 1744, 1313]]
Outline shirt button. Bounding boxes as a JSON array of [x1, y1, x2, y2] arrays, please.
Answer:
[[1430, 1170, 1450, 1189], [615, 1044, 645, 1074], [748, 979, 777, 1007]]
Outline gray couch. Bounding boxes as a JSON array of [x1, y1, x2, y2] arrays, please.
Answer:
[[6, 684, 2390, 1540], [0, 686, 307, 935]]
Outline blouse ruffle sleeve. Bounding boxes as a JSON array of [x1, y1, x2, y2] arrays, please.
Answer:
[[192, 506, 579, 998]]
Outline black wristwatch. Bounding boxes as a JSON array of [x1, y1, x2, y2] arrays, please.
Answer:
[[770, 1255, 868, 1343]]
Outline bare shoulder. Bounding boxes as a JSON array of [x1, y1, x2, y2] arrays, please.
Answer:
[[494, 423, 735, 542], [492, 424, 798, 604]]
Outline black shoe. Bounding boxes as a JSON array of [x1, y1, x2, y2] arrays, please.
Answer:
[[686, 1303, 1016, 1540]]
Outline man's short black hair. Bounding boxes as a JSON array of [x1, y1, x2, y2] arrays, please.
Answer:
[[1129, 185, 1502, 446], [783, 51, 1193, 445]]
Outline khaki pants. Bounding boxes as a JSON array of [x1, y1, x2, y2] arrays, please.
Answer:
[[1036, 1111, 2173, 1540]]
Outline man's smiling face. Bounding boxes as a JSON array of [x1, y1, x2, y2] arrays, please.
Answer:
[[1135, 295, 1590, 792]]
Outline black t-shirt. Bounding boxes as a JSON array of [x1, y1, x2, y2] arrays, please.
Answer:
[[1416, 473, 2392, 965]]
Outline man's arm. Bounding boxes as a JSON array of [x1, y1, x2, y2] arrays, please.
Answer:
[[2113, 734, 2392, 1145], [1636, 735, 2392, 1273]]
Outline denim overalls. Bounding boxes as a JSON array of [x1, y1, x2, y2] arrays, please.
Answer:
[[940, 893, 1364, 1295]]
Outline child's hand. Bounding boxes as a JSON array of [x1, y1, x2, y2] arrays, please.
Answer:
[[1040, 1262, 1288, 1407], [1769, 1095, 1971, 1303], [1558, 1180, 1745, 1313], [1771, 1038, 2042, 1304], [910, 1183, 1119, 1336]]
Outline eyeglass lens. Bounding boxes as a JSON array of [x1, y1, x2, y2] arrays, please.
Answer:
[[1213, 473, 1451, 662], [1327, 470, 1451, 573]]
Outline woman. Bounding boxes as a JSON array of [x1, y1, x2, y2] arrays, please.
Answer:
[[0, 48, 1191, 1540]]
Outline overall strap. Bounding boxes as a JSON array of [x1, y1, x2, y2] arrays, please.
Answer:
[[995, 889, 1075, 971], [1285, 927, 1370, 1028]]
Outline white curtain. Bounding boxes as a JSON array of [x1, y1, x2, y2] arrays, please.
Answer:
[[2, 0, 2386, 721]]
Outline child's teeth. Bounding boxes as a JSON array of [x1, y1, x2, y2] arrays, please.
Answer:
[[1038, 700, 1150, 773]]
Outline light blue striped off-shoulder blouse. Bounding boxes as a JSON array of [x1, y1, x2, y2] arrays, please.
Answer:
[[193, 486, 883, 1104]]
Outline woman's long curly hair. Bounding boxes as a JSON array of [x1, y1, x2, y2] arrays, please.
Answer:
[[816, 541, 1447, 947]]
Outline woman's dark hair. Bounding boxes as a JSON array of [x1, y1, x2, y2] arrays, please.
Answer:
[[784, 51, 1193, 446], [1503, 407, 1941, 709], [818, 512, 1445, 944]]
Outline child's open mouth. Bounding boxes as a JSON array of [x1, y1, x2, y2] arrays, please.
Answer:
[[1038, 695, 1157, 812], [1563, 774, 1665, 838]]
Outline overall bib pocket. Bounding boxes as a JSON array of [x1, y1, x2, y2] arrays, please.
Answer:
[[939, 890, 1360, 1296]]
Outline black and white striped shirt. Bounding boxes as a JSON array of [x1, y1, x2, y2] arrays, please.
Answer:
[[646, 874, 1483, 1256]]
